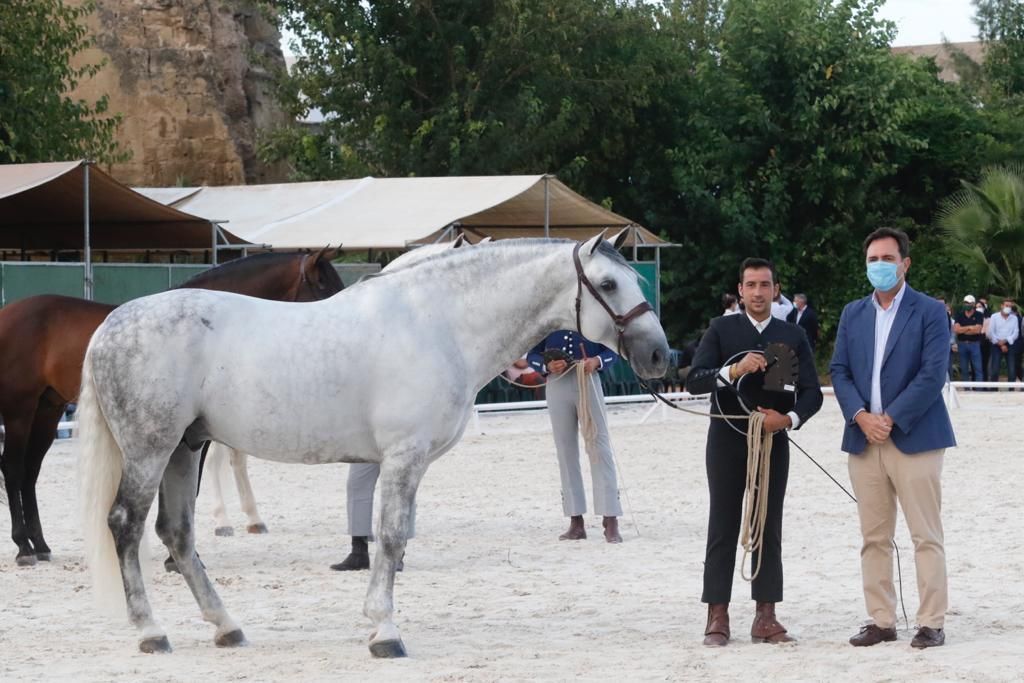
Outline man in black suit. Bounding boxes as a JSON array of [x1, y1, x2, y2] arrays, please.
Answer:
[[686, 258, 823, 648], [786, 293, 819, 351]]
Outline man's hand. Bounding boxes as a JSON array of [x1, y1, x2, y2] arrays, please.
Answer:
[[548, 359, 569, 374], [757, 407, 792, 433], [855, 412, 892, 444], [582, 357, 601, 374], [1000, 342, 1009, 353], [734, 352, 767, 377]]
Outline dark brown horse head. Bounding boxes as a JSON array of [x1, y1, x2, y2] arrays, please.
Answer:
[[177, 247, 345, 302]]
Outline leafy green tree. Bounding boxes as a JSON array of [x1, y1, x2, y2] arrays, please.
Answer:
[[263, 0, 680, 194], [0, 0, 125, 164], [973, 0, 1024, 99], [936, 164, 1024, 300], [657, 0, 975, 344]]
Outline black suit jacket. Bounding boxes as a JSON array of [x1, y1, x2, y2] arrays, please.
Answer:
[[786, 305, 819, 349], [686, 314, 823, 435]]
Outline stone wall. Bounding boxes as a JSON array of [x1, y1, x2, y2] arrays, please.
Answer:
[[68, 0, 291, 186]]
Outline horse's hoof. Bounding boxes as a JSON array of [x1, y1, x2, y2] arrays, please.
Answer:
[[246, 523, 269, 534], [215, 526, 235, 537], [369, 639, 407, 658], [215, 629, 248, 648], [163, 558, 180, 574], [139, 636, 173, 654], [15, 554, 37, 567], [35, 552, 52, 562]]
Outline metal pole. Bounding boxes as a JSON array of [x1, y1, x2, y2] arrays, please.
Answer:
[[211, 222, 218, 266], [543, 175, 550, 239], [655, 246, 662, 317], [83, 161, 92, 300]]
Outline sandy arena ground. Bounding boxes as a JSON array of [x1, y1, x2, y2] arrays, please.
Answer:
[[1, 392, 1022, 682]]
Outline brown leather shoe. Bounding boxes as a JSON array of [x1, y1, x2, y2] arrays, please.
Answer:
[[849, 624, 897, 646], [910, 626, 945, 649], [703, 603, 730, 647], [602, 516, 622, 544], [558, 515, 587, 540], [751, 602, 795, 643]]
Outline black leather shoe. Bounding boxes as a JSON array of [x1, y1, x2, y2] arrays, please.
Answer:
[[849, 624, 897, 646], [911, 626, 945, 649]]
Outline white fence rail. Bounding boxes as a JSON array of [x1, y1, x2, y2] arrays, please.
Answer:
[[1, 381, 1010, 440]]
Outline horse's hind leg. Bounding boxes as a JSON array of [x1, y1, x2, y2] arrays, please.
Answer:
[[108, 454, 174, 653], [22, 397, 65, 561], [364, 451, 428, 658], [229, 451, 267, 534], [157, 441, 245, 648]]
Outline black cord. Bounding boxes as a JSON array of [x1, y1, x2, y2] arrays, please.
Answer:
[[788, 436, 910, 632]]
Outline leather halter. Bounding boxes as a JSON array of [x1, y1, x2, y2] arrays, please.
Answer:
[[572, 242, 653, 359]]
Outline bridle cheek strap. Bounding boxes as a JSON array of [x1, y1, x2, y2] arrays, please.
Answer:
[[572, 242, 653, 359]]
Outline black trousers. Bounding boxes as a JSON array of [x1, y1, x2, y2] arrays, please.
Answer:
[[702, 420, 790, 604]]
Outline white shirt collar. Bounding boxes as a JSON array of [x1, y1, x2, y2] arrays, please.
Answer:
[[871, 280, 907, 313], [746, 313, 772, 333]]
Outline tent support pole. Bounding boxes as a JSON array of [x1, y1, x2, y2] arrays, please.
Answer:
[[655, 246, 661, 317], [83, 161, 93, 300], [543, 175, 551, 239], [211, 222, 218, 266]]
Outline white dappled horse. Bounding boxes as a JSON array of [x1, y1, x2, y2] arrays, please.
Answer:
[[203, 234, 490, 537], [77, 236, 669, 657]]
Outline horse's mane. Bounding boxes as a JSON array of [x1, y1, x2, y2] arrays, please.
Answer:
[[393, 237, 632, 273], [176, 251, 342, 290]]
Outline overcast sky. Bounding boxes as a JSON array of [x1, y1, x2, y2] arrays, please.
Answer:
[[280, 1, 980, 57], [878, 0, 977, 46]]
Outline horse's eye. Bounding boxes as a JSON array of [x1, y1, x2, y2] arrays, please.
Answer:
[[600, 279, 616, 292]]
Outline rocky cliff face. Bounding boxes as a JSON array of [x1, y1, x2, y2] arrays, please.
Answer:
[[69, 0, 290, 186]]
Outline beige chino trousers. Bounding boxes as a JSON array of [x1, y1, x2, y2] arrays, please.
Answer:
[[848, 438, 947, 629]]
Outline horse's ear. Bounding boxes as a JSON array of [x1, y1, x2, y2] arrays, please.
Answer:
[[451, 234, 466, 248], [314, 244, 340, 262], [608, 228, 629, 250], [582, 234, 604, 255], [478, 236, 493, 244]]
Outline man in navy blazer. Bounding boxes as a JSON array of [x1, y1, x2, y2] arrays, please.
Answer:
[[830, 227, 956, 650]]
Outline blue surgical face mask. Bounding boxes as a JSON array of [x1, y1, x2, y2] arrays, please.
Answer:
[[866, 261, 900, 291]]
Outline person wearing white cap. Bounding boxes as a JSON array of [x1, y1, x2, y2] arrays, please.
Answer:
[[953, 294, 984, 381]]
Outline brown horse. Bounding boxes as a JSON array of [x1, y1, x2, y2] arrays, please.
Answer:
[[0, 247, 343, 565]]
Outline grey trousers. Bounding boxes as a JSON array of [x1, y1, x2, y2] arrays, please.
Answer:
[[545, 371, 622, 517], [346, 463, 416, 540]]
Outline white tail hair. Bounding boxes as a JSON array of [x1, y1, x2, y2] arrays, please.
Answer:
[[77, 356, 128, 616]]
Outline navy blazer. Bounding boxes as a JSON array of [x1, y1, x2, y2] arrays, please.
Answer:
[[830, 284, 956, 455], [527, 331, 618, 375]]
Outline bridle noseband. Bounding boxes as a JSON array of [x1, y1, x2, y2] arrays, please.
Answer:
[[572, 242, 653, 359]]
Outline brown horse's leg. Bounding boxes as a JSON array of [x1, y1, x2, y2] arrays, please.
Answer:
[[0, 411, 37, 565], [22, 398, 64, 561]]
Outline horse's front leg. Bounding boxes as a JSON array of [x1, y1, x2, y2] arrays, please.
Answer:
[[229, 451, 267, 534], [364, 451, 427, 658], [206, 442, 234, 536]]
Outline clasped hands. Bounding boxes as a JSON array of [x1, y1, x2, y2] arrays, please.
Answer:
[[855, 411, 894, 444], [548, 357, 600, 375]]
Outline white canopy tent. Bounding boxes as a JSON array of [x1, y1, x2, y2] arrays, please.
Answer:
[[135, 175, 672, 251]]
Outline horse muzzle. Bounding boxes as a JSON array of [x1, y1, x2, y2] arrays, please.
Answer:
[[623, 324, 670, 379]]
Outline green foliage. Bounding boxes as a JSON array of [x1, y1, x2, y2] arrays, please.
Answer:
[[0, 0, 126, 164], [936, 164, 1024, 300]]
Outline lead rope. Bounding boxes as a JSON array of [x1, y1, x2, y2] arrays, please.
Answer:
[[740, 410, 773, 580]]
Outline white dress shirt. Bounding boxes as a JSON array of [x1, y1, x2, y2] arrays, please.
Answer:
[[771, 294, 794, 321], [716, 314, 802, 429], [988, 312, 1019, 345], [869, 282, 907, 414]]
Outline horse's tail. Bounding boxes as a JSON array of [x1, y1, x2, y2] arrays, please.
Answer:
[[76, 356, 127, 615]]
